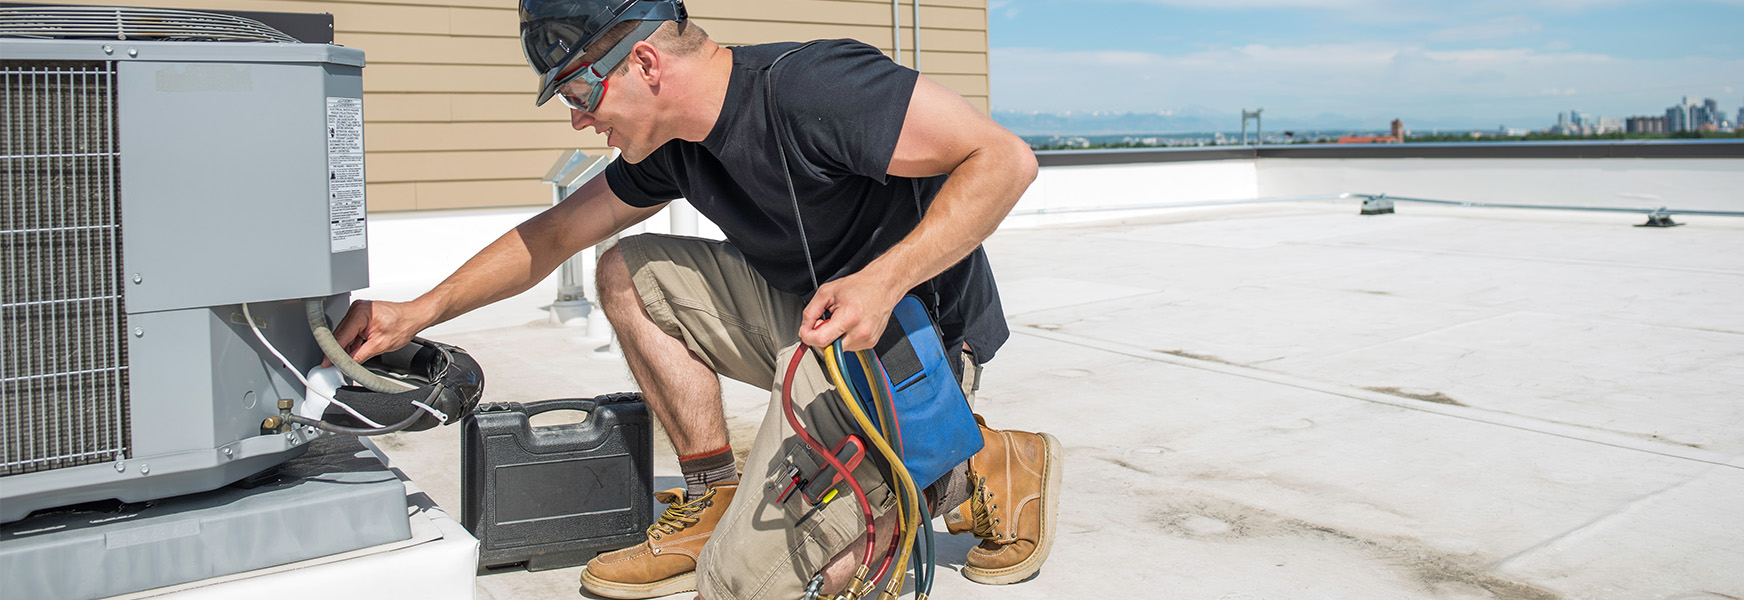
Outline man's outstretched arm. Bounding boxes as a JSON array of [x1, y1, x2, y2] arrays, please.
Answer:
[[332, 174, 663, 363], [799, 75, 1038, 350]]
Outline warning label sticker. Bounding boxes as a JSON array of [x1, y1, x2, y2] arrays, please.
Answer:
[[327, 97, 367, 253]]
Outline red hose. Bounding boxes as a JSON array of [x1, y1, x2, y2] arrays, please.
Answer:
[[782, 345, 877, 574], [868, 519, 902, 585]]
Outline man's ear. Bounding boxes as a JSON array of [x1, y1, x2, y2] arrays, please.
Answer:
[[631, 41, 661, 85]]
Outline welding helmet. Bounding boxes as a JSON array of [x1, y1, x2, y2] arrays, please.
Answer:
[[520, 0, 688, 108]]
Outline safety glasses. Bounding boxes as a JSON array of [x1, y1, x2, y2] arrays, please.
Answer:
[[536, 19, 663, 110], [554, 62, 611, 113]]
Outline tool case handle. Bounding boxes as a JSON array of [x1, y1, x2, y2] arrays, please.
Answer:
[[519, 392, 644, 418]]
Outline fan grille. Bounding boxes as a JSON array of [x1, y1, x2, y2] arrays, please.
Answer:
[[0, 6, 298, 43], [1, 59, 132, 476]]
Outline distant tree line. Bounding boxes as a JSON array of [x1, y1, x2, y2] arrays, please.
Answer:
[[1028, 129, 1742, 150]]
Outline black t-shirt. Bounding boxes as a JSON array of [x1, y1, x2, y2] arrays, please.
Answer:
[[604, 39, 1009, 363]]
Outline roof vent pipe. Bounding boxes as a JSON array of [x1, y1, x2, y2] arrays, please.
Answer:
[[891, 0, 902, 65], [892, 0, 921, 71], [914, 0, 922, 72]]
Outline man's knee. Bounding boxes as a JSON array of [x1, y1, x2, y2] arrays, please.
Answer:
[[596, 244, 634, 305]]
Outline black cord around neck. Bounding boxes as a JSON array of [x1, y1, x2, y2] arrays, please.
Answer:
[[765, 42, 824, 294], [768, 43, 943, 322]]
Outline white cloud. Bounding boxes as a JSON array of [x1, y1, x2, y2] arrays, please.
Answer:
[[1419, 47, 1613, 63], [1123, 0, 1433, 22], [1130, 0, 1384, 8], [1426, 15, 1542, 42], [1115, 0, 1735, 23], [1129, 0, 1659, 10]]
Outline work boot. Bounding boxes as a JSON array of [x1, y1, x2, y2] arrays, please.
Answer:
[[581, 484, 737, 599], [944, 416, 1063, 585]]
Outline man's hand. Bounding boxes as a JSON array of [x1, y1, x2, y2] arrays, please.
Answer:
[[798, 75, 1033, 353], [798, 270, 904, 351], [325, 299, 435, 366]]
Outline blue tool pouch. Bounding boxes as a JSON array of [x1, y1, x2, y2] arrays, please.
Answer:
[[842, 296, 983, 490]]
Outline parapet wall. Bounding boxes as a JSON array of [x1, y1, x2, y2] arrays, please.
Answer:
[[1011, 141, 1744, 227]]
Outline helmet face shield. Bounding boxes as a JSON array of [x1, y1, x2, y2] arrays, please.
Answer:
[[523, 21, 587, 76]]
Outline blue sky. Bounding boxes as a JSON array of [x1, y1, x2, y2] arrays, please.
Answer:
[[988, 0, 1744, 130]]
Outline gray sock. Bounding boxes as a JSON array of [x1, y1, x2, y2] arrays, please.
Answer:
[[679, 446, 738, 499]]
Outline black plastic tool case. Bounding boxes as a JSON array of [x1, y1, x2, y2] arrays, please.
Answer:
[[462, 393, 653, 573]]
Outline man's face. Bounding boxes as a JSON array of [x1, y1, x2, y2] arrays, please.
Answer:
[[564, 66, 661, 163]]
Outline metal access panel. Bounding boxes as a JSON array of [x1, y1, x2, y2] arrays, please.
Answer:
[[115, 44, 369, 314], [1, 37, 371, 523]]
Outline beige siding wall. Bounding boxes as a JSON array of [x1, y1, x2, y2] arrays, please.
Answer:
[[56, 0, 989, 213]]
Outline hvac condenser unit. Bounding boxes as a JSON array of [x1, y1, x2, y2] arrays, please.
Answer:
[[1, 7, 370, 522]]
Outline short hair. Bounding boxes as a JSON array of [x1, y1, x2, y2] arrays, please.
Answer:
[[580, 19, 709, 74]]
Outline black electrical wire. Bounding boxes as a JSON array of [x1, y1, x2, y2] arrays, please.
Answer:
[[287, 410, 419, 436]]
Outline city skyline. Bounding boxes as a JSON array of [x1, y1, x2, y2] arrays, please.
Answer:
[[993, 94, 1740, 137], [987, 0, 1744, 130], [1555, 95, 1736, 135]]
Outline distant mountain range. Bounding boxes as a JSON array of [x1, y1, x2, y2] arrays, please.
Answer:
[[992, 109, 1507, 136], [994, 109, 1227, 135]]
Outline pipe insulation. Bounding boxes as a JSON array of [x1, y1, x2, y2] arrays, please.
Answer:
[[305, 298, 417, 393]]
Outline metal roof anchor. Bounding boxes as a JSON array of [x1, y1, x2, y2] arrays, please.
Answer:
[[1360, 194, 1395, 215], [1636, 209, 1683, 228]]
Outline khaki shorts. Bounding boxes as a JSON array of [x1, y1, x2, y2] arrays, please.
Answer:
[[619, 233, 979, 600]]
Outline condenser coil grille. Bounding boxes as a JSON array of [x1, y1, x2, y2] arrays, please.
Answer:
[[0, 6, 298, 43], [1, 60, 130, 477]]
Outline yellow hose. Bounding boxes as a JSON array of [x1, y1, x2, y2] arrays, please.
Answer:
[[822, 346, 920, 597]]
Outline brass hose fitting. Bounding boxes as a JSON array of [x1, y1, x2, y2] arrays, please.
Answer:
[[841, 565, 871, 600]]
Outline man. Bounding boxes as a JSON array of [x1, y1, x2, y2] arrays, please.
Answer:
[[332, 1, 1060, 598]]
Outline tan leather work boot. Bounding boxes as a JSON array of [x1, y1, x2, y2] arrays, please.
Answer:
[[581, 484, 737, 599], [944, 417, 1063, 585]]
